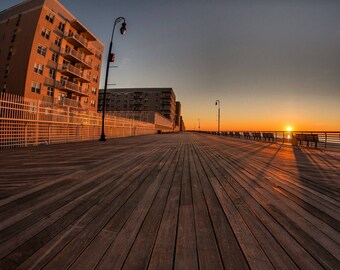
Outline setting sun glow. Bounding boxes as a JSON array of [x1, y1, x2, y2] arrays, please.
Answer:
[[286, 126, 292, 132]]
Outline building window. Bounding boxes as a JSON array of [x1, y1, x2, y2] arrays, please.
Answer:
[[41, 27, 51, 39], [94, 63, 99, 71], [49, 69, 56, 79], [84, 84, 89, 93], [47, 86, 54, 97], [58, 22, 65, 32], [33, 63, 44, 75], [52, 52, 58, 63], [2, 83, 6, 92], [93, 75, 98, 82], [7, 46, 13, 60], [91, 100, 96, 107], [95, 52, 101, 60], [84, 97, 88, 104], [92, 87, 97, 94], [37, 45, 47, 56], [55, 37, 61, 47], [45, 12, 54, 23], [31, 82, 41, 94], [11, 30, 17, 43]]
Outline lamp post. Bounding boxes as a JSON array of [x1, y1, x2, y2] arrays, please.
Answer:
[[100, 17, 127, 141], [215, 100, 220, 135]]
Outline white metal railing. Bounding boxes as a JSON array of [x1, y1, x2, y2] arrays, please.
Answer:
[[0, 92, 161, 149]]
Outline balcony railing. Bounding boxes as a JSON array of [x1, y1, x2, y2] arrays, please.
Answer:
[[44, 77, 89, 97], [54, 26, 65, 37], [66, 32, 94, 55], [60, 80, 81, 92], [60, 47, 92, 69], [58, 63, 91, 83]]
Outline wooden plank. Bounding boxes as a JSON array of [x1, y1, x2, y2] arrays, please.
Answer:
[[0, 145, 168, 268], [42, 146, 174, 270], [174, 144, 199, 269], [92, 146, 177, 269], [188, 144, 224, 270], [197, 137, 339, 269], [190, 143, 249, 269], [194, 143, 299, 269], [148, 143, 185, 270], [121, 144, 183, 269], [192, 143, 274, 269], [16, 147, 166, 269]]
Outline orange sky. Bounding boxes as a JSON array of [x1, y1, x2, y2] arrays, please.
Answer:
[[182, 91, 340, 132]]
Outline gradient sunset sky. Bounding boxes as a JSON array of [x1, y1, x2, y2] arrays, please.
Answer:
[[1, 0, 340, 131]]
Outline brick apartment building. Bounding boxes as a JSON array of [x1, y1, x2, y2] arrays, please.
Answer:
[[98, 88, 179, 127], [0, 0, 103, 111]]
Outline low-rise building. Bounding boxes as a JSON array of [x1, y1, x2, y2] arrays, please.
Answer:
[[99, 88, 178, 127]]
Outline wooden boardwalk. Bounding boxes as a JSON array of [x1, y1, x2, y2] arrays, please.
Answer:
[[0, 132, 339, 269]]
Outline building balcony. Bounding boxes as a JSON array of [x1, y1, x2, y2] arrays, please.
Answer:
[[46, 59, 58, 69], [44, 77, 89, 97], [60, 47, 92, 69], [42, 95, 82, 108], [50, 42, 61, 53], [58, 63, 91, 83], [69, 20, 96, 41], [65, 32, 94, 55], [54, 26, 65, 37]]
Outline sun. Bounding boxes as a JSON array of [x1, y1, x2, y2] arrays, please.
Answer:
[[286, 126, 292, 132]]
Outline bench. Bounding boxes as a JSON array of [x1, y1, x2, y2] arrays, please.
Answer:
[[253, 132, 261, 140], [243, 132, 251, 139], [262, 132, 275, 142], [296, 134, 319, 148]]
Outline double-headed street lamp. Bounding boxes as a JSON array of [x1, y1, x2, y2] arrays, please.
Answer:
[[215, 100, 220, 135], [100, 17, 127, 141]]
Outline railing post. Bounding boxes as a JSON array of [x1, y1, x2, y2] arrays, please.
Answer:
[[48, 124, 51, 144], [35, 101, 40, 145], [325, 132, 327, 148], [24, 122, 28, 147]]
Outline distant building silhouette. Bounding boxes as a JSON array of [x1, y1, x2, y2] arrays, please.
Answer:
[[180, 116, 186, 131], [0, 0, 104, 111], [175, 101, 181, 127], [98, 88, 183, 129]]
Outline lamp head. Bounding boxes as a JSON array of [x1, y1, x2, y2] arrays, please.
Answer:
[[215, 101, 217, 106], [120, 22, 127, 35]]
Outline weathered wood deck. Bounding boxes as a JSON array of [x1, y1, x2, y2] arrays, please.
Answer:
[[0, 132, 339, 269]]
